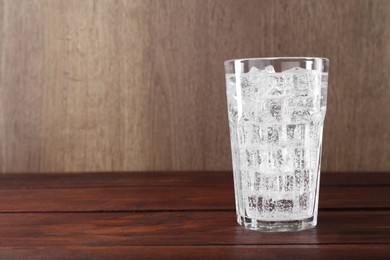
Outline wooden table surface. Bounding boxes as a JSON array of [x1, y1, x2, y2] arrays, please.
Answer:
[[0, 172, 389, 259]]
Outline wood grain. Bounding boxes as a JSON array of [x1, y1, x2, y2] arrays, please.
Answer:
[[0, 211, 389, 246], [0, 172, 388, 212], [1, 245, 389, 260], [2, 184, 390, 212], [0, 172, 388, 258], [0, 171, 388, 189], [0, 0, 389, 173]]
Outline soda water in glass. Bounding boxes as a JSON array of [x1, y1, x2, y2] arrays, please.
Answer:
[[224, 57, 329, 231]]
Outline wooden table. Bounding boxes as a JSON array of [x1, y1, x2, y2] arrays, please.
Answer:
[[0, 172, 389, 259]]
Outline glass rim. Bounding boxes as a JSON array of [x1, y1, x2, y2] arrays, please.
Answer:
[[224, 56, 329, 66]]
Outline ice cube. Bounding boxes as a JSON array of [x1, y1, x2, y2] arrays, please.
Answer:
[[285, 175, 294, 191], [257, 196, 264, 212], [248, 195, 257, 209], [251, 124, 261, 143], [290, 107, 314, 122], [267, 126, 280, 143], [264, 199, 276, 212], [241, 66, 278, 101], [286, 124, 305, 140], [254, 172, 262, 191], [276, 199, 294, 212], [241, 74, 260, 101], [299, 193, 309, 210], [264, 65, 276, 73], [272, 149, 284, 168], [269, 99, 282, 121], [248, 66, 263, 74], [248, 65, 275, 74], [242, 99, 257, 121], [293, 148, 305, 169]]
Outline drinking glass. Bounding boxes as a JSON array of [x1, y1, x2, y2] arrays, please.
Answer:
[[224, 57, 329, 231]]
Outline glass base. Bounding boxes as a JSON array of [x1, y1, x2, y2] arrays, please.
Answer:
[[237, 215, 317, 232]]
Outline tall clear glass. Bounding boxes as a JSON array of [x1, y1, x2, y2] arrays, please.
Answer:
[[224, 57, 329, 232]]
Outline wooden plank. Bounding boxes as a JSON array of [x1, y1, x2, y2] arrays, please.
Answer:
[[319, 187, 390, 209], [0, 172, 388, 189], [0, 211, 388, 247], [0, 186, 387, 213], [0, 172, 233, 189], [0, 245, 389, 259], [0, 185, 233, 212], [0, 172, 388, 212], [0, 0, 389, 173], [0, 185, 388, 212], [320, 172, 390, 186]]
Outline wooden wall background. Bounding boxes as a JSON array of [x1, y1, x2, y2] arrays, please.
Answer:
[[0, 0, 389, 173]]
